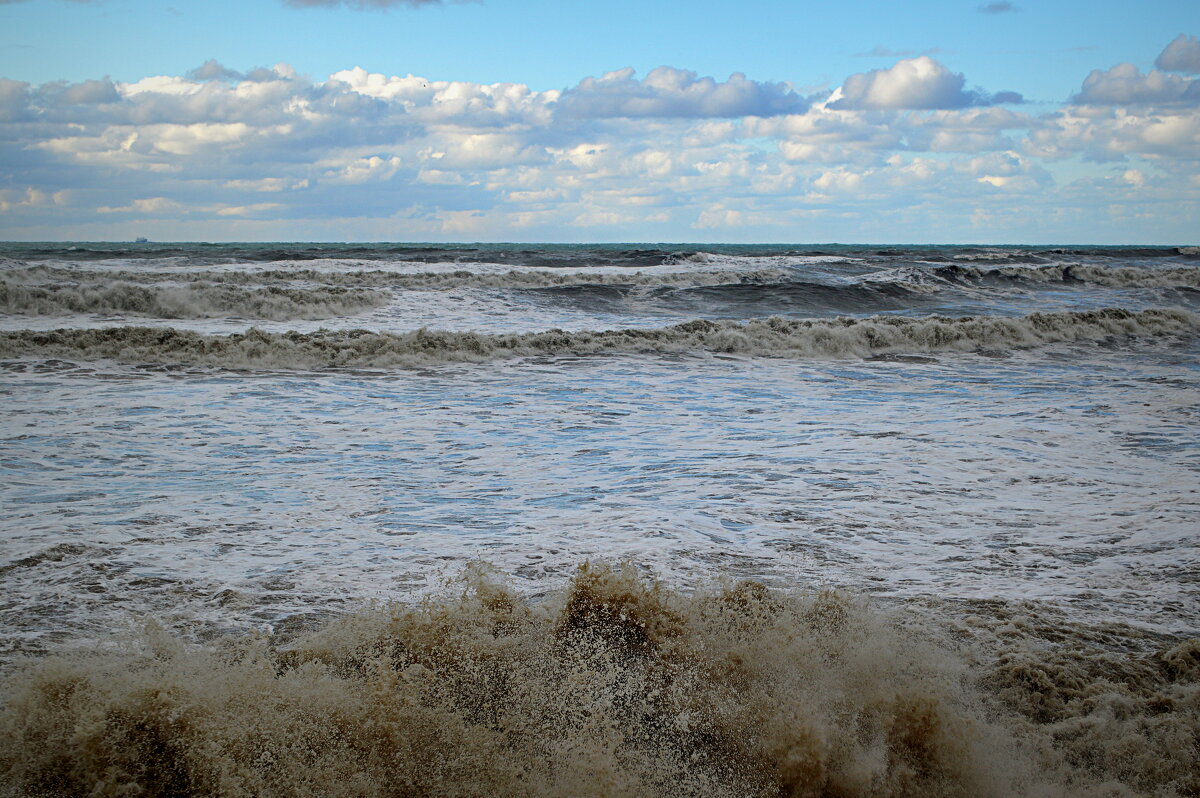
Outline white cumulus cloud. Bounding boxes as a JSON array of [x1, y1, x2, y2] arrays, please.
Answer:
[[828, 57, 1021, 110]]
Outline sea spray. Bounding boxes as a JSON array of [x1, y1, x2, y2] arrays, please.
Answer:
[[0, 564, 1195, 797]]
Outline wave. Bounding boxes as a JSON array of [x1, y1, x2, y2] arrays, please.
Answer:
[[668, 245, 1200, 267], [1054, 245, 1200, 259], [665, 251, 862, 269], [0, 308, 1193, 369], [672, 245, 1200, 264], [10, 262, 1196, 302], [5, 243, 1195, 270], [616, 280, 927, 315], [1, 563, 1195, 797], [0, 280, 387, 320], [0, 245, 688, 268], [938, 264, 1200, 288], [1, 265, 794, 291]]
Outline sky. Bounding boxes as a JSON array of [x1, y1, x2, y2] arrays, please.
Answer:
[[0, 0, 1198, 243]]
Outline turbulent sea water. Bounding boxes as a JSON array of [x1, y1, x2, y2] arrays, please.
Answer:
[[0, 242, 1198, 796]]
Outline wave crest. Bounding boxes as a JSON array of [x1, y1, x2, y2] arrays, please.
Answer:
[[3, 266, 793, 291], [0, 308, 1193, 369], [0, 280, 388, 320], [941, 263, 1200, 288]]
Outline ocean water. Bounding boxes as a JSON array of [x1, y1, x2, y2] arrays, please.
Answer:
[[1, 243, 1198, 796]]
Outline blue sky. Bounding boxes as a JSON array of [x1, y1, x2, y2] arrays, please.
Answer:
[[1, 0, 1198, 242]]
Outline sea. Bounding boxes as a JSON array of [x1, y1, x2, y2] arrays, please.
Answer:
[[0, 242, 1197, 796]]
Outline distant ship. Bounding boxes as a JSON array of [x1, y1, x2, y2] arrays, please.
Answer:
[[134, 237, 149, 243]]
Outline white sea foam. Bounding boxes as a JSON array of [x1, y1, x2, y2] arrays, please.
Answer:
[[667, 251, 859, 268]]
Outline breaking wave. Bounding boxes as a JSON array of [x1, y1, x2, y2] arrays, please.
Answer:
[[0, 308, 1193, 369], [4, 242, 1195, 266], [9, 262, 1195, 301], [0, 245, 688, 268], [1, 266, 793, 291], [0, 280, 388, 320], [939, 263, 1200, 288], [0, 564, 1195, 797]]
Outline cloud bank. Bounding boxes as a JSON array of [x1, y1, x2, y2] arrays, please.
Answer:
[[0, 42, 1197, 242], [557, 67, 808, 119], [1072, 63, 1200, 105]]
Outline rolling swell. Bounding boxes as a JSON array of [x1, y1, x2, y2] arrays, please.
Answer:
[[938, 263, 1200, 288], [0, 308, 1193, 369], [4, 243, 1195, 269], [0, 280, 388, 320], [0, 564, 1195, 797], [2, 266, 792, 291], [529, 280, 929, 317], [0, 245, 685, 268], [8, 263, 1196, 303], [656, 280, 924, 314]]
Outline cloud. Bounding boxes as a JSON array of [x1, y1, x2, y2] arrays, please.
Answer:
[[0, 187, 68, 213], [186, 60, 244, 82], [62, 79, 120, 104], [282, 0, 442, 8], [978, 1, 1017, 13], [1025, 106, 1200, 162], [43, 78, 121, 105], [1156, 34, 1200, 75], [1072, 63, 1200, 105], [828, 57, 1021, 110], [213, 202, 282, 216], [329, 67, 556, 127], [557, 67, 808, 118], [223, 177, 310, 192], [322, 155, 404, 183], [1, 54, 1197, 242], [0, 78, 31, 122], [97, 197, 184, 214], [97, 197, 281, 216], [328, 64, 808, 123], [183, 60, 293, 85]]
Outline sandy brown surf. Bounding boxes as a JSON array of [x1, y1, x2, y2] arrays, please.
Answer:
[[1, 308, 1195, 370], [0, 563, 1196, 797]]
